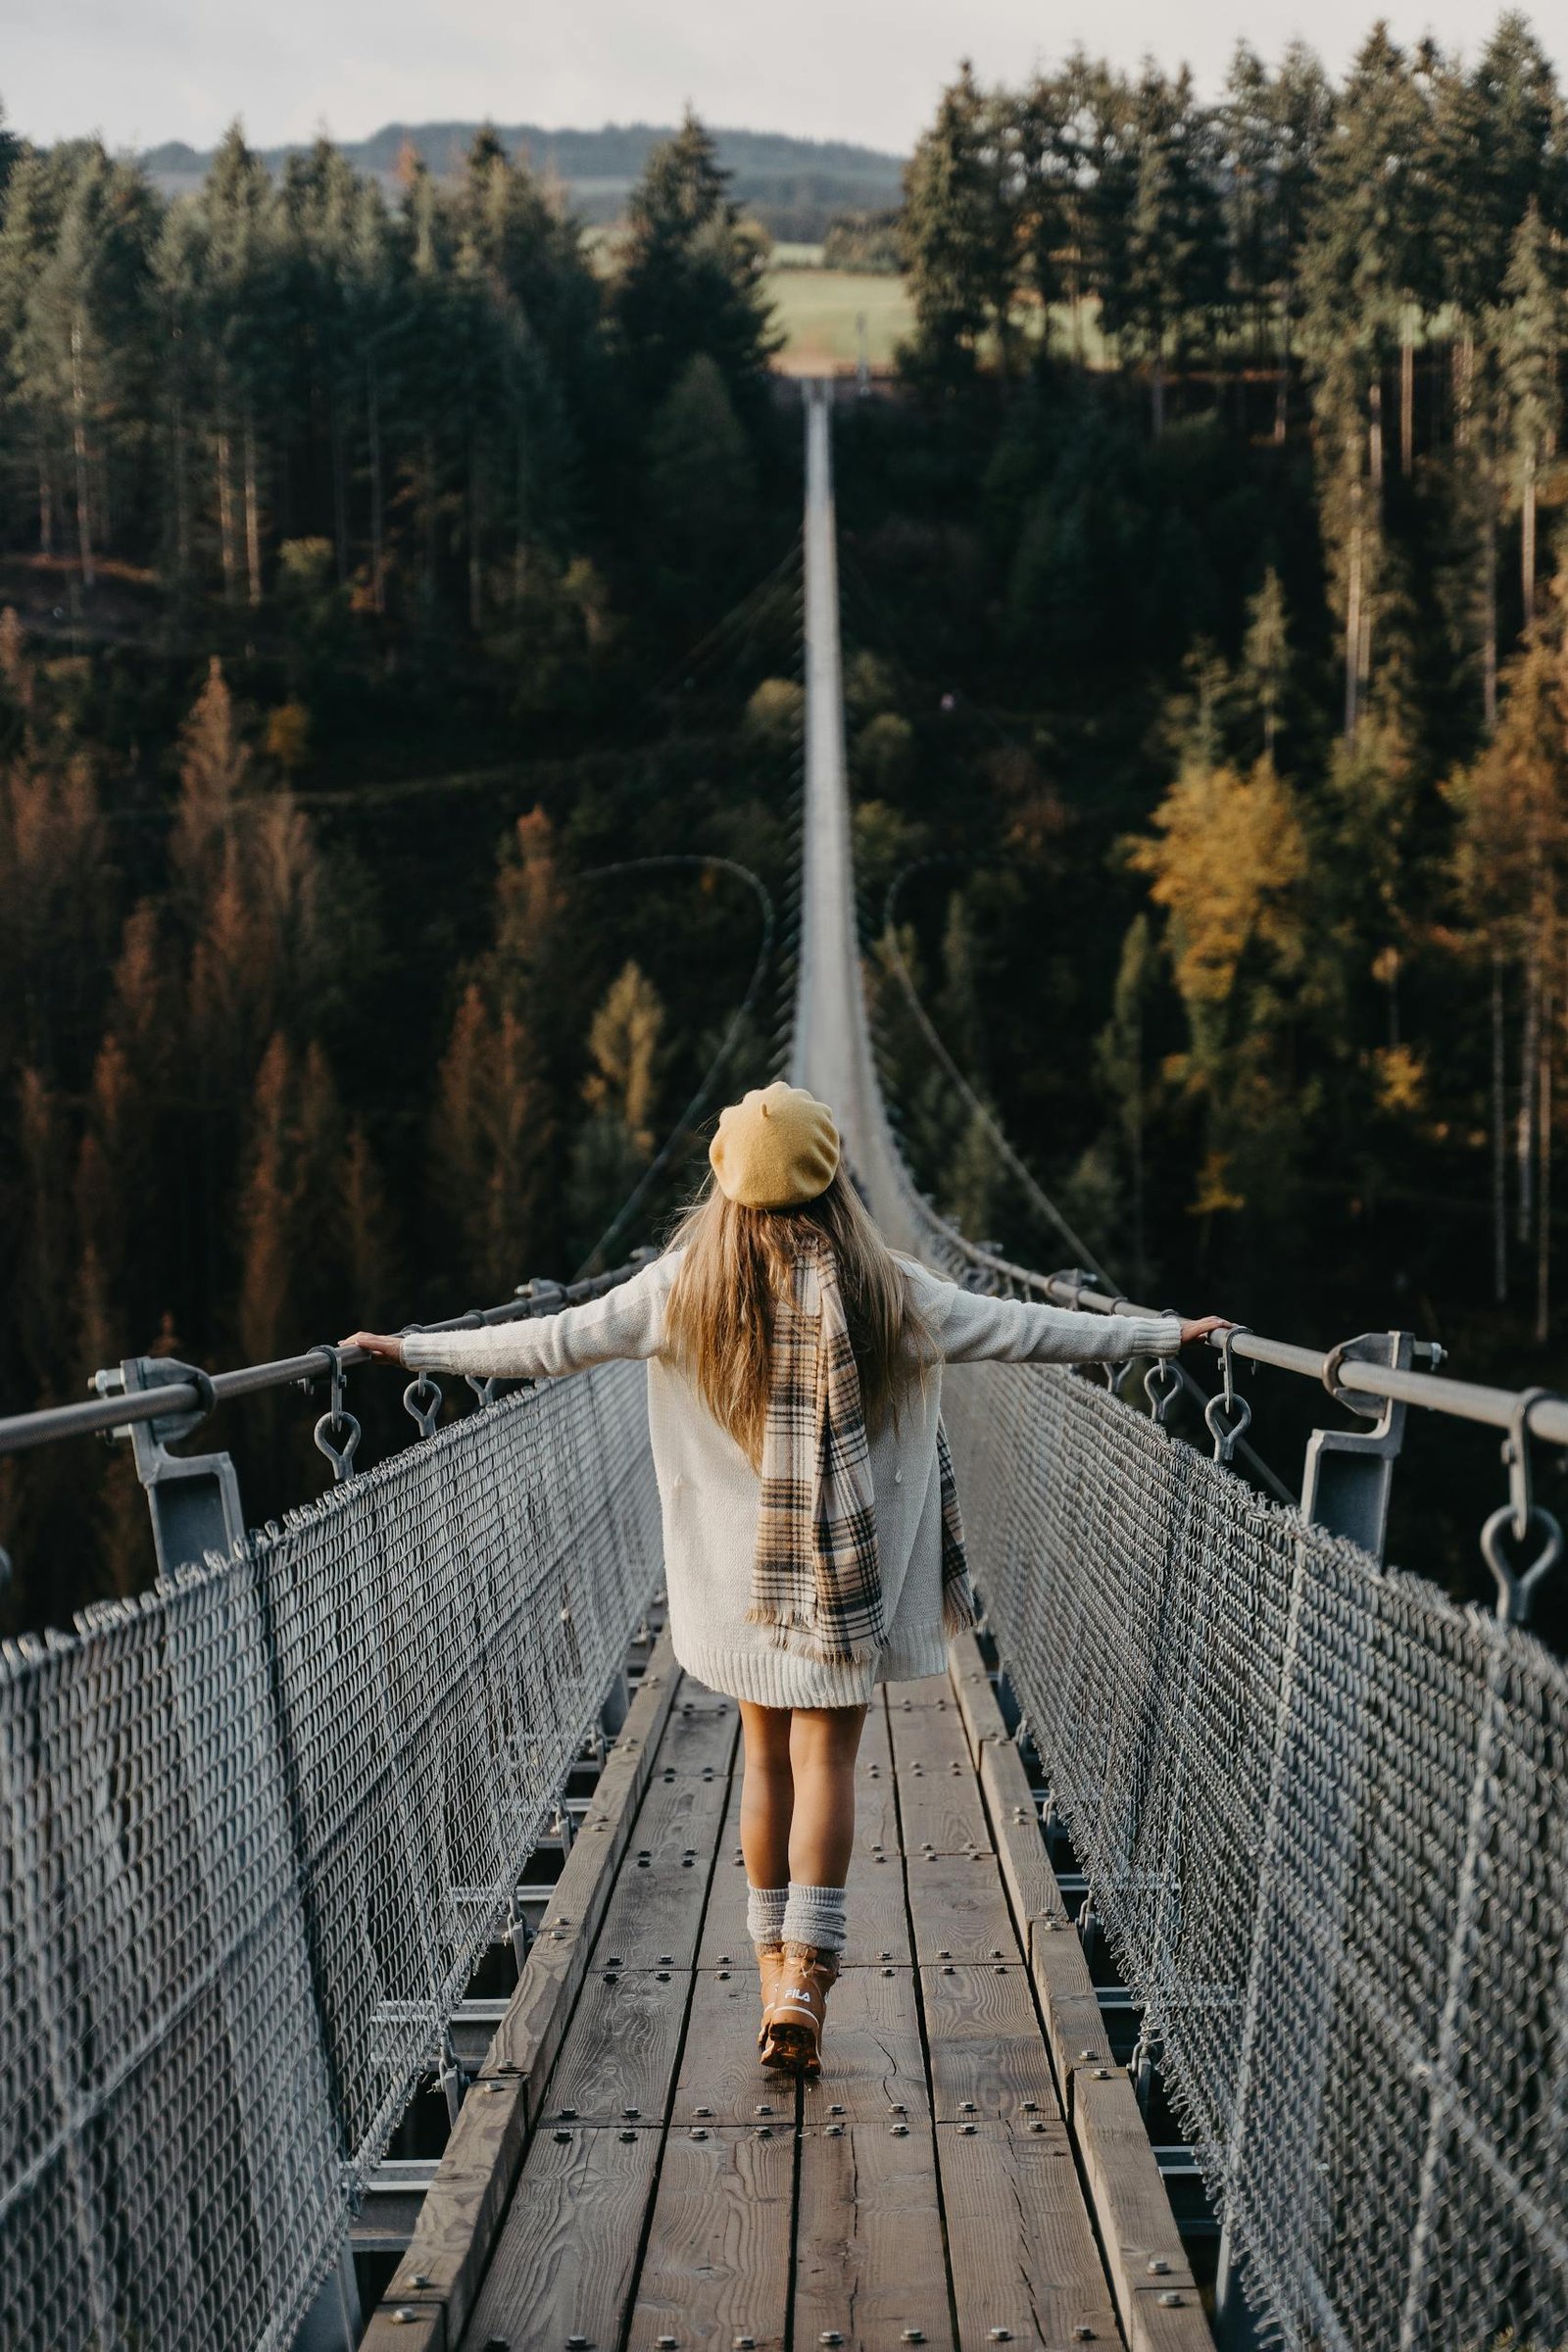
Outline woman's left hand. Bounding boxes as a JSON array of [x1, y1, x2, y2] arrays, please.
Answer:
[[342, 1330, 405, 1363], [1179, 1314, 1235, 1348]]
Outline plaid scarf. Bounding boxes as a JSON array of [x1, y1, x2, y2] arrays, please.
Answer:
[[747, 1233, 976, 1668]]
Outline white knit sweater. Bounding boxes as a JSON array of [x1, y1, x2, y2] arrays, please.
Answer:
[[401, 1254, 1182, 1709]]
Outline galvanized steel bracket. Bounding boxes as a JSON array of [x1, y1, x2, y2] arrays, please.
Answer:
[[111, 1353, 245, 1581], [1300, 1330, 1417, 1561]]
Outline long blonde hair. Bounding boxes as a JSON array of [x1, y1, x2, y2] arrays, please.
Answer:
[[662, 1164, 931, 1466]]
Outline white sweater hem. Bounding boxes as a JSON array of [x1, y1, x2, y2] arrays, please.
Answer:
[[675, 1615, 951, 1708]]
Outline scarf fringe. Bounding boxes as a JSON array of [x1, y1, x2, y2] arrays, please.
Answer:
[[743, 1600, 887, 1671]]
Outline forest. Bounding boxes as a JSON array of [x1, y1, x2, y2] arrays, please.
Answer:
[[1, 12, 1567, 1637]]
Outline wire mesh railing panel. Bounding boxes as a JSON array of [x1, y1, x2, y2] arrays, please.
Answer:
[[941, 1354, 1568, 2352], [0, 1352, 661, 2352]]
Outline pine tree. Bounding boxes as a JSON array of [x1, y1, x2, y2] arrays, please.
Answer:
[[901, 64, 1019, 384], [646, 353, 758, 588], [1495, 202, 1565, 631], [1101, 66, 1225, 434], [612, 112, 779, 416]]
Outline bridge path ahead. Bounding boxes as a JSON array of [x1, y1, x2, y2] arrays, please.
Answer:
[[363, 1631, 1208, 2352]]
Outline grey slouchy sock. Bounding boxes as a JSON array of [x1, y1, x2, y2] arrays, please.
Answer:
[[782, 1881, 849, 1954], [746, 1884, 789, 1947]]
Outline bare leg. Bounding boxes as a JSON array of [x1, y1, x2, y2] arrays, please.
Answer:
[[787, 1703, 868, 1886], [738, 1700, 794, 1890]]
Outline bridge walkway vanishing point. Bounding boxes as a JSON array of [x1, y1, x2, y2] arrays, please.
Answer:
[[362, 1626, 1206, 2352]]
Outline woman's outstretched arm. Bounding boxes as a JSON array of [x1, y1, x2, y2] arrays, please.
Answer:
[[904, 1262, 1228, 1366], [344, 1257, 672, 1381]]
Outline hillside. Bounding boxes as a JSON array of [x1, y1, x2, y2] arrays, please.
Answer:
[[140, 120, 906, 239]]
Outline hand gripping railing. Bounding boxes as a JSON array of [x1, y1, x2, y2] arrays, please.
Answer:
[[1, 1256, 663, 2352]]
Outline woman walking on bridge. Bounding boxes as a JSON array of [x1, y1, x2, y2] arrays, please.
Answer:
[[347, 1082, 1223, 2074]]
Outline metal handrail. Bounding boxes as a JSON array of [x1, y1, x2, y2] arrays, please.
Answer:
[[935, 1238, 1568, 1448], [0, 1256, 655, 1459]]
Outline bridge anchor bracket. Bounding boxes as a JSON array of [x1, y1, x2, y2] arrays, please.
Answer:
[[1299, 1330, 1430, 1562]]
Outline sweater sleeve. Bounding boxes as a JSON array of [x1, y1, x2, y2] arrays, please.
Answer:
[[400, 1259, 671, 1381], [905, 1263, 1182, 1367]]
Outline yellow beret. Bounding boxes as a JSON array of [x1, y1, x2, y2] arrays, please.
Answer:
[[709, 1082, 840, 1208]]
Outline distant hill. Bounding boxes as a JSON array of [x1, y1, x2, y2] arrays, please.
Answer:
[[139, 122, 907, 242]]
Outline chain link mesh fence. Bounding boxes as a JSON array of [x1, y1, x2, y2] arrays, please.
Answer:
[[940, 1342, 1568, 2352], [1, 1349, 661, 2352]]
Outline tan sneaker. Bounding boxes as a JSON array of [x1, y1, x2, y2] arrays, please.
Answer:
[[756, 1940, 785, 2051], [760, 1939, 842, 2075]]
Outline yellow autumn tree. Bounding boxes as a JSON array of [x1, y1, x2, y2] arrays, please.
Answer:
[[1125, 755, 1313, 1219]]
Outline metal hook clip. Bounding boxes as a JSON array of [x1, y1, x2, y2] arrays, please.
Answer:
[[1479, 1386, 1564, 1625], [1204, 1324, 1252, 1466], [311, 1345, 361, 1482], [1143, 1310, 1185, 1425]]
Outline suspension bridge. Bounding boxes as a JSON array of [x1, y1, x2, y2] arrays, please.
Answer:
[[3, 386, 1566, 2352]]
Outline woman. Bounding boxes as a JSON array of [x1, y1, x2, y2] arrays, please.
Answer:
[[346, 1081, 1227, 2074]]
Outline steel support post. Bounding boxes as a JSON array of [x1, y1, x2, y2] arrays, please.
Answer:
[[108, 1353, 246, 1578]]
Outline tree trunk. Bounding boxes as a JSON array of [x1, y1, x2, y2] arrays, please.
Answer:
[[330, 391, 349, 584], [1454, 328, 1474, 447], [1400, 320, 1414, 476], [243, 409, 262, 608], [1519, 945, 1539, 1247], [217, 426, 237, 600], [514, 422, 528, 606], [172, 403, 190, 596], [1482, 484, 1497, 730], [37, 451, 53, 558], [70, 318, 96, 588], [1522, 447, 1538, 631], [1493, 944, 1508, 1303], [1537, 964, 1553, 1346], [1344, 482, 1363, 743], [367, 351, 385, 615], [1151, 355, 1165, 441], [467, 443, 482, 632], [1369, 378, 1385, 495], [1274, 309, 1289, 445]]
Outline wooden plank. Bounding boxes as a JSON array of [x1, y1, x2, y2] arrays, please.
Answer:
[[946, 1632, 1010, 1758], [649, 1694, 739, 1777], [363, 2304, 445, 2352], [918, 1963, 1059, 2124], [1028, 1916, 1114, 2075], [794, 2121, 956, 2351], [904, 1849, 1016, 1963], [1071, 2067, 1211, 2352], [624, 2124, 794, 2352], [457, 2123, 662, 2352], [368, 1636, 682, 2347], [592, 1764, 733, 1969], [854, 1702, 900, 1852], [537, 1965, 691, 2126], [889, 1695, 992, 1855], [671, 1961, 794, 2128], [842, 1837, 914, 1963], [978, 1733, 1069, 1930], [884, 1672, 959, 1710], [797, 1961, 928, 2123], [694, 1772, 751, 1968], [936, 2119, 1120, 2350]]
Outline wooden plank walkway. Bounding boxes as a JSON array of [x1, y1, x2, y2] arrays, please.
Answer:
[[364, 1635, 1210, 2352]]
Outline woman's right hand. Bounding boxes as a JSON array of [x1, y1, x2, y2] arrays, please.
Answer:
[[342, 1330, 405, 1364], [1179, 1314, 1234, 1348]]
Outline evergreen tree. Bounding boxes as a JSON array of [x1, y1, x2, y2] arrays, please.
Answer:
[[612, 112, 778, 416], [1101, 66, 1225, 433], [901, 64, 1019, 384], [1494, 201, 1565, 631]]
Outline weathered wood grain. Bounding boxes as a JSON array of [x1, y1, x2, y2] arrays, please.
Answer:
[[1027, 1916, 1115, 2074], [946, 1634, 1010, 1757], [889, 1694, 992, 1854], [936, 2118, 1120, 2349], [537, 1965, 691, 2126], [979, 1731, 1070, 1930], [671, 1960, 795, 2127], [798, 1961, 928, 2123], [1072, 2067, 1211, 2351], [794, 2121, 956, 2351], [918, 1961, 1060, 2123], [591, 1766, 733, 1968], [457, 2123, 662, 2352], [624, 2124, 794, 2352], [904, 1848, 1016, 1962], [884, 1672, 960, 1711]]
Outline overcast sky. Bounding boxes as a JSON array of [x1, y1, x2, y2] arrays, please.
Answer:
[[4, 0, 1558, 156]]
